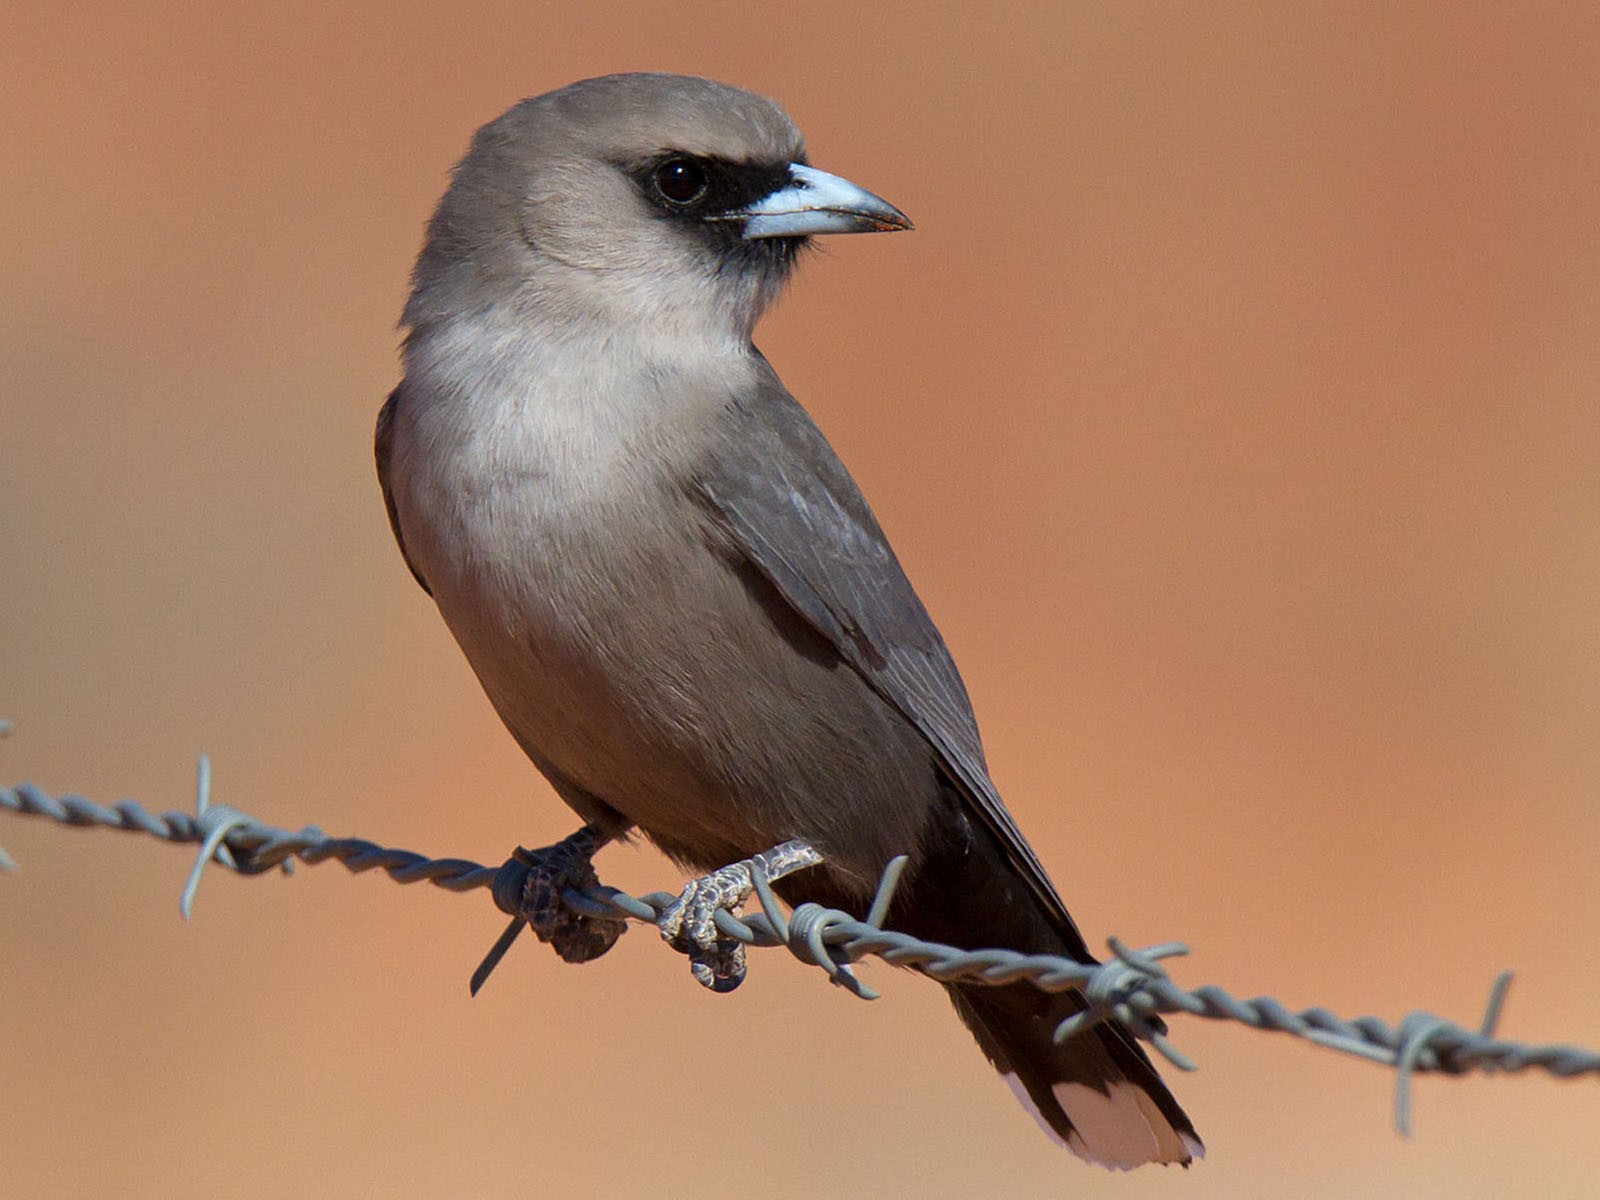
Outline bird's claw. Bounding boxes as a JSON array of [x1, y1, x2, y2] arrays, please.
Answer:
[[658, 839, 823, 993], [517, 830, 627, 964], [659, 862, 756, 992]]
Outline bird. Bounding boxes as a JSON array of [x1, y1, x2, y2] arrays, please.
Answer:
[[376, 71, 1201, 1169]]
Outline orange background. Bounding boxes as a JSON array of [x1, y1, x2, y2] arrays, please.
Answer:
[[4, 5, 1598, 1197]]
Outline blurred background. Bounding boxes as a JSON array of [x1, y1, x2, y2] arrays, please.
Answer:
[[4, 4, 1597, 1196]]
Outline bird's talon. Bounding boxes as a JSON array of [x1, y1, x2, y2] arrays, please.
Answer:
[[659, 860, 757, 990], [518, 829, 626, 964], [688, 941, 747, 992], [659, 840, 822, 991]]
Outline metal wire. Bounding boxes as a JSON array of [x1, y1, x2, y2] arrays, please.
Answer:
[[5, 755, 1598, 1137]]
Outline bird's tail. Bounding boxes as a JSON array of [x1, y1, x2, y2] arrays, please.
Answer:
[[888, 793, 1202, 1169], [947, 976, 1202, 1169]]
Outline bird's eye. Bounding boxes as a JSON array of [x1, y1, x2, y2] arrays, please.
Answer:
[[654, 158, 708, 205]]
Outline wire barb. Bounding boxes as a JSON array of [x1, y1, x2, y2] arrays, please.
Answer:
[[5, 765, 1598, 1138], [0, 721, 13, 871]]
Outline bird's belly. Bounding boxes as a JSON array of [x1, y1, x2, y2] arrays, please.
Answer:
[[413, 465, 934, 886]]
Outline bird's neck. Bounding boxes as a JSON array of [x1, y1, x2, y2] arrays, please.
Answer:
[[401, 306, 760, 449], [408, 298, 754, 388]]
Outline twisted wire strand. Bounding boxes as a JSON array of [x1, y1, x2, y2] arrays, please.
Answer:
[[4, 758, 1597, 1136]]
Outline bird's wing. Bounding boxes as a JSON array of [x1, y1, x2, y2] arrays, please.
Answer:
[[692, 360, 1083, 940], [375, 386, 432, 595]]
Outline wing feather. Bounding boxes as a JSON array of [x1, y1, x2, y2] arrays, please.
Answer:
[[694, 361, 1083, 939], [375, 386, 432, 596]]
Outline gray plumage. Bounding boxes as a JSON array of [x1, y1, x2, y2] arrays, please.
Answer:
[[378, 72, 1200, 1169]]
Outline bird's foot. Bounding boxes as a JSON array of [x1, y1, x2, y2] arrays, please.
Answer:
[[658, 839, 822, 993], [471, 825, 627, 996], [516, 826, 627, 964]]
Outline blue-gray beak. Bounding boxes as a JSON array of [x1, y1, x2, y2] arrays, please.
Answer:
[[724, 164, 912, 239]]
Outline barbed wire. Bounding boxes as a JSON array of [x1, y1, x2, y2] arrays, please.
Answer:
[[4, 749, 1598, 1137]]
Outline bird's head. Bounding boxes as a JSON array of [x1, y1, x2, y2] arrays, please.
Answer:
[[403, 73, 911, 347]]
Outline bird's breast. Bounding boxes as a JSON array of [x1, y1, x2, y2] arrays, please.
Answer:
[[396, 326, 723, 634], [389, 325, 755, 795]]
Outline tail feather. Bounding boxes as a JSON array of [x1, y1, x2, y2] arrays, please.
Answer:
[[950, 981, 1202, 1169], [885, 787, 1202, 1168]]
